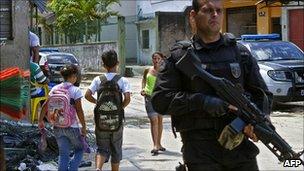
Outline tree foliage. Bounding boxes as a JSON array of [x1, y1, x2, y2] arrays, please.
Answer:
[[48, 0, 119, 40]]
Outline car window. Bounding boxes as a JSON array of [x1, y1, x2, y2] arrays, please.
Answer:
[[246, 42, 304, 61], [47, 54, 78, 64], [39, 48, 59, 53]]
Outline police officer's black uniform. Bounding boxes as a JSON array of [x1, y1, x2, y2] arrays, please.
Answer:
[[151, 33, 273, 171]]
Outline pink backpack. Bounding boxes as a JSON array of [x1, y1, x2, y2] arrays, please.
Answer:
[[47, 84, 75, 127]]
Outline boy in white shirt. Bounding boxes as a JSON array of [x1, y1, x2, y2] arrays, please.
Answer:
[[85, 50, 131, 171]]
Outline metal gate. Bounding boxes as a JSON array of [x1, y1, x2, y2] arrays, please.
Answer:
[[289, 9, 304, 50]]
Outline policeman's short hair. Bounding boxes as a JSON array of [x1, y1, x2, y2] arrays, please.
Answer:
[[101, 50, 118, 68], [192, 0, 221, 12]]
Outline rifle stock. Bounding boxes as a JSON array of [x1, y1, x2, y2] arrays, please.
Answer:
[[175, 48, 304, 165]]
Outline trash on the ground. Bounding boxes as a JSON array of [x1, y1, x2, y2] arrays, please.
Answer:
[[1, 119, 96, 170], [36, 162, 58, 171], [18, 162, 26, 171], [38, 129, 47, 152]]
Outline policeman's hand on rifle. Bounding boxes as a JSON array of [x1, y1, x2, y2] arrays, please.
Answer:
[[228, 105, 259, 142], [243, 124, 259, 142], [203, 96, 230, 117], [203, 96, 242, 117], [205, 96, 259, 142]]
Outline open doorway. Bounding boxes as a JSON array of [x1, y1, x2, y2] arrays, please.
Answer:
[[271, 17, 282, 39]]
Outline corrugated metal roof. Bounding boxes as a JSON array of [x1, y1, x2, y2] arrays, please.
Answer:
[[30, 0, 47, 13]]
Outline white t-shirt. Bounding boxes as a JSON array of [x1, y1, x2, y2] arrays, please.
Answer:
[[29, 31, 40, 61], [89, 73, 131, 95], [49, 82, 83, 128], [30, 31, 40, 47]]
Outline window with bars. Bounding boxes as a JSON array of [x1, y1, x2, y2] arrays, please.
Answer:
[[0, 0, 13, 40], [142, 30, 149, 49]]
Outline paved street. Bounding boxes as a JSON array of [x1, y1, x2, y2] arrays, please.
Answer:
[[75, 73, 304, 171], [2, 0, 304, 170]]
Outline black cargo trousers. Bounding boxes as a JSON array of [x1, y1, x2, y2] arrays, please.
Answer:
[[180, 131, 259, 171]]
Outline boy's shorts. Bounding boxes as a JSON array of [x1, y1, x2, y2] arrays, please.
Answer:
[[95, 126, 123, 163]]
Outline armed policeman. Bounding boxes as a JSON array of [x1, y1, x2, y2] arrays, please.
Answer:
[[151, 0, 273, 170]]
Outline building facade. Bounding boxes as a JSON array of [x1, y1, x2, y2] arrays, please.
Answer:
[[99, 1, 137, 63], [40, 1, 138, 63], [136, 0, 191, 64], [222, 1, 282, 37], [136, 0, 304, 64], [281, 1, 304, 50], [39, 0, 303, 65], [0, 0, 30, 70]]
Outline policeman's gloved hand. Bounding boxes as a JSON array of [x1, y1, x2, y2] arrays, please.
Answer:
[[203, 96, 229, 117]]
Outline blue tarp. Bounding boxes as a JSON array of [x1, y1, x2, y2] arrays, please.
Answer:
[[30, 0, 47, 13]]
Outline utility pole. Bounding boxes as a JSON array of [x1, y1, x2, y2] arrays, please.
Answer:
[[117, 16, 126, 76]]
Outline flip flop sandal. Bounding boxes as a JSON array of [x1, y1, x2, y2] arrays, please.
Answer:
[[159, 147, 166, 151], [151, 149, 157, 153], [151, 149, 159, 156]]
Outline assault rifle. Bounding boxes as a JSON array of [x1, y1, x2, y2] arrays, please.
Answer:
[[175, 48, 304, 165]]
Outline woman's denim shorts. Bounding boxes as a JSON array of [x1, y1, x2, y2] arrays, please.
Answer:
[[145, 96, 158, 118]]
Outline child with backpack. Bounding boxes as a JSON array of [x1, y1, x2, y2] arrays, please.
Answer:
[[38, 64, 87, 171], [85, 50, 131, 171]]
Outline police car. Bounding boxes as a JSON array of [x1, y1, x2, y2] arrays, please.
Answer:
[[237, 34, 304, 103]]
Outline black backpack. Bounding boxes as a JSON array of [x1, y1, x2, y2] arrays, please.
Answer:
[[94, 74, 124, 131]]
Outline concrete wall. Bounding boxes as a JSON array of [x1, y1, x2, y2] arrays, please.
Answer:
[[137, 12, 192, 64], [41, 0, 137, 62], [110, 0, 136, 17], [45, 42, 117, 72], [226, 6, 257, 38], [100, 16, 137, 62], [0, 0, 30, 70], [158, 12, 191, 57], [100, 1, 137, 62]]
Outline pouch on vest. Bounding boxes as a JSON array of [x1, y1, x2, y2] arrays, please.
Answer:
[[218, 117, 245, 150]]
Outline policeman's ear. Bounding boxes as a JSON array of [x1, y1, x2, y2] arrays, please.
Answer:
[[189, 10, 197, 34]]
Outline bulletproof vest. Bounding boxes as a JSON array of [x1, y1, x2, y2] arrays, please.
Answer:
[[192, 36, 244, 95], [171, 33, 246, 135]]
